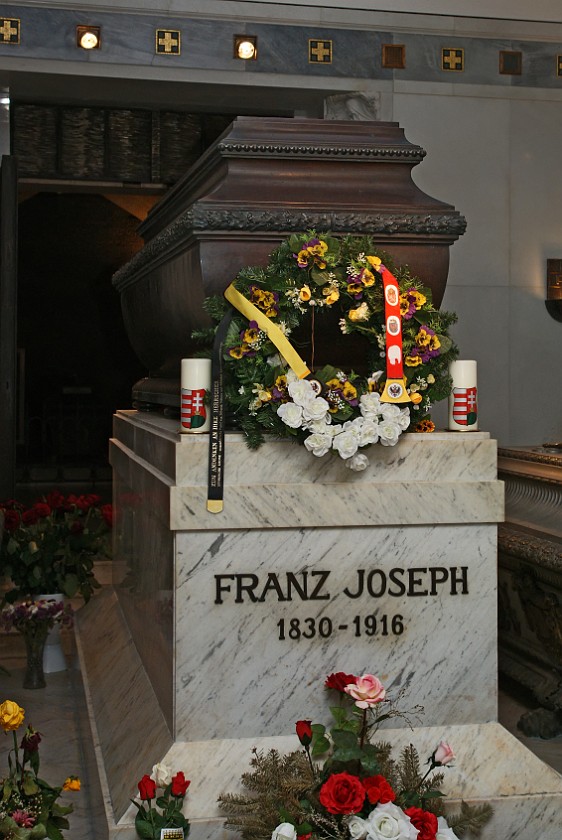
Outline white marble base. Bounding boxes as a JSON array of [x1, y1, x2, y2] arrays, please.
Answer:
[[75, 412, 562, 839]]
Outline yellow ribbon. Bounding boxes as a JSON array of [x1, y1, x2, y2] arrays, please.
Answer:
[[224, 283, 311, 379]]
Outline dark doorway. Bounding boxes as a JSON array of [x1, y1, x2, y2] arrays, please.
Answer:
[[16, 192, 146, 498]]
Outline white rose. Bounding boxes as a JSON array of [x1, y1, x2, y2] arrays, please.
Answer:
[[151, 762, 173, 787], [304, 432, 333, 457], [436, 817, 459, 839], [271, 823, 297, 840], [302, 396, 330, 422], [288, 379, 315, 406], [358, 418, 380, 446], [378, 420, 401, 446], [379, 403, 401, 421], [347, 815, 369, 839], [360, 392, 382, 419], [303, 416, 333, 434], [332, 429, 360, 459], [277, 402, 304, 429], [397, 407, 411, 430], [366, 802, 418, 840], [345, 452, 369, 471]]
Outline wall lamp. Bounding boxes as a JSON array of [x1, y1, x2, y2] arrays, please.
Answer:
[[234, 35, 257, 60], [546, 259, 562, 321], [76, 25, 101, 50]]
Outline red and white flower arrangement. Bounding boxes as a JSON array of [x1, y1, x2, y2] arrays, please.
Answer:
[[219, 671, 491, 840], [132, 762, 191, 839]]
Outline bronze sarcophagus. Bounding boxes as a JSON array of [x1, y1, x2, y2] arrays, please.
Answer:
[[112, 117, 466, 407]]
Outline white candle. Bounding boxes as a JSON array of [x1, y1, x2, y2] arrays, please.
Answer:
[[448, 360, 478, 431], [180, 358, 212, 433]]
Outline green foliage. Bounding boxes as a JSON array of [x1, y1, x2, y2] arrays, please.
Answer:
[[447, 801, 494, 837]]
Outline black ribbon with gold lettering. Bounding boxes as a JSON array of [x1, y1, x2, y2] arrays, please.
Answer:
[[207, 310, 233, 513]]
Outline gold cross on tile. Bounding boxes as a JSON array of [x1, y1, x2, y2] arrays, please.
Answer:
[[156, 29, 180, 55], [309, 39, 332, 63], [442, 48, 464, 71], [0, 18, 20, 43]]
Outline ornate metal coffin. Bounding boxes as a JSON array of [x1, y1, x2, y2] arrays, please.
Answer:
[[112, 117, 466, 406]]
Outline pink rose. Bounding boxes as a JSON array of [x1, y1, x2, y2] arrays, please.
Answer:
[[432, 741, 455, 766], [344, 674, 385, 708]]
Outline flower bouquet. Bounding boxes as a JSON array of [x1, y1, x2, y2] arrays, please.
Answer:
[[0, 491, 112, 604], [0, 599, 73, 689], [0, 699, 80, 838], [132, 762, 191, 839], [219, 671, 492, 840]]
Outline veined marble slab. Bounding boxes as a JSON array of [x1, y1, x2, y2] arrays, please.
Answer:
[[76, 412, 562, 837], [175, 522, 497, 738]]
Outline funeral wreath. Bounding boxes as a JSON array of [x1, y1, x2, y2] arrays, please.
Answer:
[[218, 671, 492, 840], [197, 232, 458, 472], [0, 699, 80, 839]]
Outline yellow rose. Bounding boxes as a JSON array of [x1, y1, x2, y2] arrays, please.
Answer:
[[63, 776, 81, 792], [348, 303, 370, 322], [409, 391, 423, 404], [0, 700, 25, 731], [299, 285, 312, 302]]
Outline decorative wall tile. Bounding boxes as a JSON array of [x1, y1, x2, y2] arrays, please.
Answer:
[[0, 17, 20, 44], [155, 29, 180, 55], [382, 43, 405, 69], [442, 47, 464, 72], [499, 50, 522, 75], [308, 38, 332, 64]]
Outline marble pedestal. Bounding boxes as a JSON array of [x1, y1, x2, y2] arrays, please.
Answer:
[[75, 411, 562, 839]]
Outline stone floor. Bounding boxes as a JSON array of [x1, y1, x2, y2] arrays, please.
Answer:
[[1, 629, 561, 840]]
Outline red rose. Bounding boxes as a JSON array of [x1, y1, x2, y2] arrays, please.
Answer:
[[319, 772, 366, 814], [33, 503, 51, 518], [22, 509, 39, 525], [20, 727, 42, 754], [405, 807, 438, 840], [325, 672, 357, 692], [362, 774, 396, 805], [45, 491, 65, 510], [171, 771, 190, 797], [3, 510, 21, 532], [138, 774, 156, 800], [70, 521, 84, 535], [295, 719, 313, 746], [101, 504, 113, 527]]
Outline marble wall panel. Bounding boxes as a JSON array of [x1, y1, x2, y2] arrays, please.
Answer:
[[174, 522, 498, 740]]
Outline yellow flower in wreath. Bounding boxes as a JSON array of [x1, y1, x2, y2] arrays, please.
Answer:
[[405, 354, 423, 367], [322, 285, 340, 305], [299, 285, 312, 302], [348, 302, 370, 322]]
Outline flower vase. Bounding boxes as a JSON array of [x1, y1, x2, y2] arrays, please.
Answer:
[[38, 593, 67, 672], [22, 626, 48, 689]]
